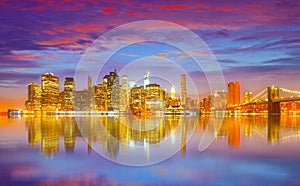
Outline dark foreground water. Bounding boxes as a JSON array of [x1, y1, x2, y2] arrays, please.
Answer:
[[0, 115, 300, 185]]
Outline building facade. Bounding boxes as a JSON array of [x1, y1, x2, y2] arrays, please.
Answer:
[[41, 73, 59, 112], [227, 81, 240, 107], [103, 69, 120, 111], [180, 74, 187, 107], [25, 82, 42, 112]]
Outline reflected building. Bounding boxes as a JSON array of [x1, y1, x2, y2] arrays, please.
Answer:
[[228, 121, 240, 149], [180, 118, 187, 156], [26, 117, 41, 145], [268, 115, 280, 143], [104, 117, 120, 159], [64, 117, 76, 153], [41, 117, 59, 158], [25, 115, 199, 160]]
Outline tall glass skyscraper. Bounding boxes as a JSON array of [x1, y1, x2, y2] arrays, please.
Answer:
[[41, 73, 59, 111], [180, 74, 187, 107]]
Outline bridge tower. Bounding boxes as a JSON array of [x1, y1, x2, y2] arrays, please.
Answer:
[[267, 87, 280, 115]]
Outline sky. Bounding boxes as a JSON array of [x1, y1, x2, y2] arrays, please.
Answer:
[[0, 0, 300, 111]]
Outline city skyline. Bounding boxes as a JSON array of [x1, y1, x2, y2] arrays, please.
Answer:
[[1, 0, 300, 111], [22, 68, 300, 115], [23, 68, 201, 114]]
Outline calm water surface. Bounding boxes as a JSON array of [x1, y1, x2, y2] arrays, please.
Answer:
[[0, 115, 300, 185]]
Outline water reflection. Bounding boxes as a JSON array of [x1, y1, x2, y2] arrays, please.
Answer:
[[26, 117, 79, 158], [76, 115, 196, 165], [25, 116, 196, 162], [24, 115, 300, 159]]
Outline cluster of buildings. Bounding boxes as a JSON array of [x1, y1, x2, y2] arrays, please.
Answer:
[[200, 81, 254, 112], [25, 69, 199, 114]]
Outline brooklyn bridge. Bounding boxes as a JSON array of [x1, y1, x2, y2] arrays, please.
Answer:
[[239, 86, 300, 114]]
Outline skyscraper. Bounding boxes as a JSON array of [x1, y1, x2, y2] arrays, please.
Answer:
[[243, 92, 253, 104], [171, 85, 176, 100], [88, 75, 93, 91], [120, 75, 129, 112], [74, 76, 94, 111], [63, 77, 75, 111], [146, 84, 162, 111], [180, 74, 187, 107], [227, 81, 240, 107], [41, 73, 59, 111], [144, 68, 150, 89], [25, 82, 42, 112], [129, 86, 145, 114], [94, 84, 106, 111], [103, 68, 119, 111]]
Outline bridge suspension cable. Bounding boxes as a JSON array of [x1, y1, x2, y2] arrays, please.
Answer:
[[279, 88, 300, 95], [250, 88, 267, 102]]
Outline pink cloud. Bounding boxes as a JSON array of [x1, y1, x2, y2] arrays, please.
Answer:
[[101, 7, 114, 14], [158, 5, 189, 10], [65, 23, 106, 33]]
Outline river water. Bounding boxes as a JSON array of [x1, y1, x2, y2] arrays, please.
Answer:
[[0, 115, 300, 185]]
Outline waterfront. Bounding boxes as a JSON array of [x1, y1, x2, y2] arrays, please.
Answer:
[[0, 115, 300, 185]]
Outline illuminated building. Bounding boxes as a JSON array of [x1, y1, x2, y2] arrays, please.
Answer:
[[201, 95, 212, 112], [25, 82, 42, 112], [41, 73, 59, 112], [168, 85, 183, 113], [103, 68, 120, 111], [227, 81, 240, 107], [129, 80, 135, 88], [191, 100, 198, 110], [146, 84, 163, 111], [74, 76, 94, 111], [62, 77, 75, 111], [171, 85, 176, 100], [160, 89, 169, 106], [243, 92, 253, 104], [88, 75, 93, 91], [144, 68, 150, 89], [212, 90, 227, 110], [58, 92, 64, 110], [180, 74, 187, 107], [94, 84, 106, 111], [120, 75, 129, 112], [186, 97, 192, 109], [88, 76, 95, 110], [130, 86, 145, 114], [74, 90, 93, 111]]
